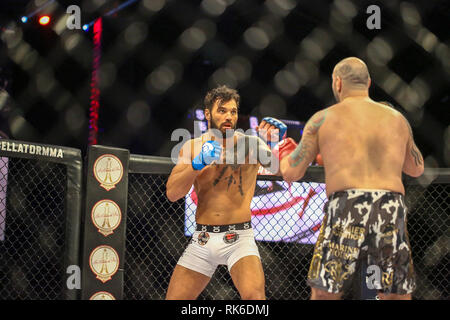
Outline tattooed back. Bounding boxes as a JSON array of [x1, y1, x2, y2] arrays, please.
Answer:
[[319, 97, 412, 196]]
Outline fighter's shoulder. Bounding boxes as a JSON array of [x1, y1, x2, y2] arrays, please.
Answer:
[[322, 104, 340, 114], [189, 134, 213, 145], [386, 107, 406, 123], [190, 136, 204, 145], [305, 107, 332, 128], [385, 108, 412, 133], [180, 137, 195, 149], [178, 136, 208, 160], [180, 136, 204, 153], [374, 102, 409, 127]]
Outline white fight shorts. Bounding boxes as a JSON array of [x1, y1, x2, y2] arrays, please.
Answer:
[[177, 221, 261, 277]]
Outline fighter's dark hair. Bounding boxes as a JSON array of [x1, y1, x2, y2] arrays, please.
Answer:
[[204, 85, 240, 111]]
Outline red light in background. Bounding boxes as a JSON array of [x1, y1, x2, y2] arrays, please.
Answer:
[[38, 16, 50, 25]]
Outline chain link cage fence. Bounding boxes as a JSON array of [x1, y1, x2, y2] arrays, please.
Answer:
[[0, 141, 82, 300], [124, 160, 449, 300], [0, 149, 447, 300], [0, 157, 67, 299], [404, 181, 449, 300]]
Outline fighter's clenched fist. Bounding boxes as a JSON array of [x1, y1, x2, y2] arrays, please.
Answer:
[[256, 117, 287, 149], [191, 140, 222, 170]]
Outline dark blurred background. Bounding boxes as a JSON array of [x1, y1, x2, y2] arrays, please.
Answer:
[[0, 0, 449, 166]]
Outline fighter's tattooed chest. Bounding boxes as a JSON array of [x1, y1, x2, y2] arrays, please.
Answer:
[[212, 164, 244, 196]]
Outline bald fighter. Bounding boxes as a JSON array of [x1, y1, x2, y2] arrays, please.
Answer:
[[280, 57, 424, 300], [166, 85, 296, 300]]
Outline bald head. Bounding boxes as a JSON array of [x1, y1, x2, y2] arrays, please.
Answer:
[[331, 57, 371, 102], [333, 57, 370, 89]]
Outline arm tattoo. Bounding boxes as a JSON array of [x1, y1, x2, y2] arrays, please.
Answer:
[[411, 145, 423, 166], [290, 138, 315, 167], [290, 142, 306, 167], [405, 117, 423, 167], [310, 110, 327, 131], [289, 110, 327, 167]]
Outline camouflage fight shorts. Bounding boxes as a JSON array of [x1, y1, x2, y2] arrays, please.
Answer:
[[307, 189, 416, 295]]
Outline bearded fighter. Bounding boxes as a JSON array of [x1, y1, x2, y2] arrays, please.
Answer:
[[166, 85, 297, 299]]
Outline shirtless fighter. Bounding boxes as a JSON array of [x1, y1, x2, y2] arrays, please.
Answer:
[[165, 85, 297, 300], [280, 57, 424, 300]]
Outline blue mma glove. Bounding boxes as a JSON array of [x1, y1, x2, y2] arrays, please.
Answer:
[[261, 117, 287, 149], [192, 140, 222, 170]]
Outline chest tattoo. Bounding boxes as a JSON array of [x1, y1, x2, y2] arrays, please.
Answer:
[[213, 165, 244, 196]]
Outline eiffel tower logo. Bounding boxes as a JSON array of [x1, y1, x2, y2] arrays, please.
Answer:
[[99, 249, 109, 274], [104, 158, 113, 184], [90, 246, 119, 283], [101, 203, 111, 229], [92, 200, 121, 237], [94, 155, 123, 191]]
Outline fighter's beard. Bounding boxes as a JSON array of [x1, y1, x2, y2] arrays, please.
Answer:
[[210, 118, 236, 139]]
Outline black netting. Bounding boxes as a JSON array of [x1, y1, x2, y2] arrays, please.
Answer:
[[124, 174, 184, 300], [124, 175, 326, 300], [405, 183, 449, 300], [124, 173, 449, 300], [0, 157, 67, 299], [0, 155, 447, 300]]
